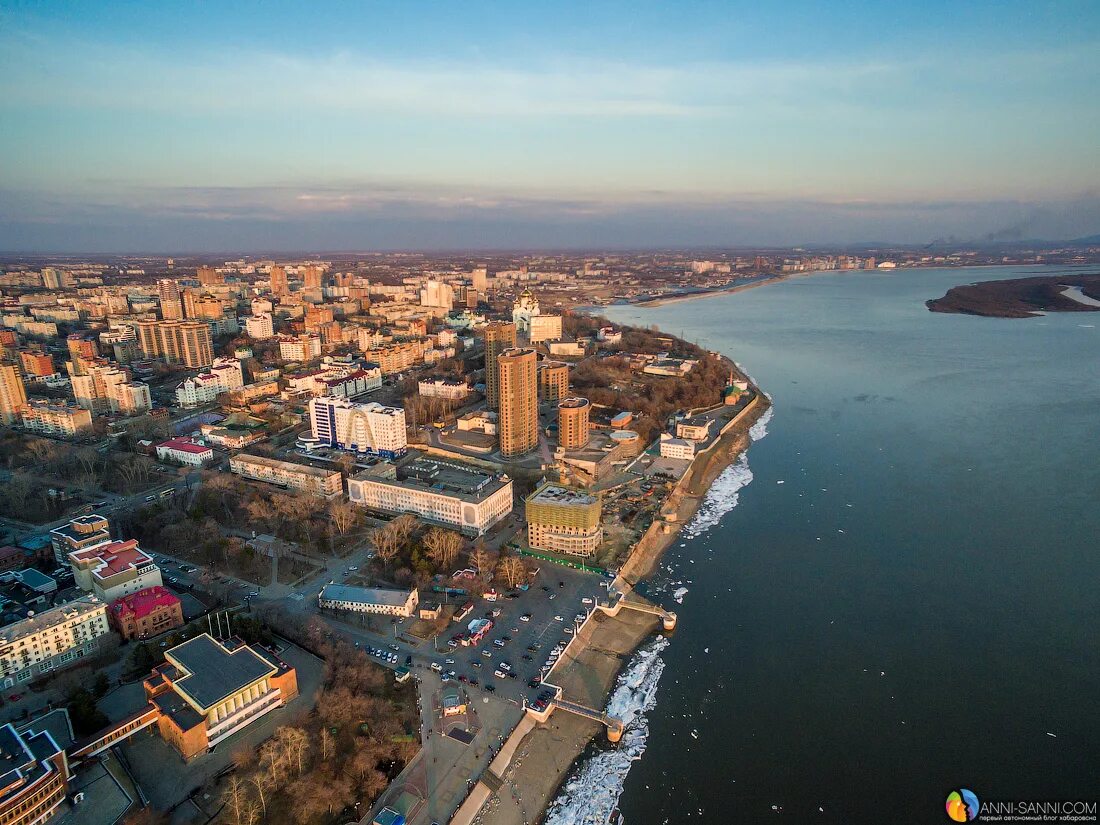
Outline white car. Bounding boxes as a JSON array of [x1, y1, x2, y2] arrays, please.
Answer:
[[553, 615, 565, 622], [431, 662, 443, 672], [494, 670, 507, 679], [519, 614, 531, 622], [581, 598, 593, 605], [564, 628, 574, 636], [348, 566, 359, 571], [445, 658, 455, 665]]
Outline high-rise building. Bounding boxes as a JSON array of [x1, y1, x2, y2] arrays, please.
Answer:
[[303, 265, 323, 290], [308, 397, 408, 458], [42, 267, 73, 289], [66, 334, 98, 370], [497, 347, 538, 457], [20, 400, 93, 438], [537, 360, 569, 402], [525, 482, 602, 557], [557, 397, 591, 450], [196, 265, 222, 286], [133, 320, 214, 368], [471, 267, 488, 293], [0, 363, 27, 424], [483, 321, 517, 408], [157, 279, 184, 320], [419, 279, 454, 309], [269, 265, 289, 296]]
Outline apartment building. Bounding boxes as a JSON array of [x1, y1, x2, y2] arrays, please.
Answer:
[[362, 339, 429, 374], [277, 333, 322, 362], [174, 357, 244, 407], [418, 378, 470, 401], [20, 400, 93, 438], [537, 360, 569, 402], [244, 313, 275, 339], [0, 596, 111, 687], [133, 320, 214, 368], [498, 348, 538, 457], [68, 538, 163, 602], [483, 321, 516, 408], [557, 397, 591, 450], [0, 363, 27, 425], [229, 453, 343, 498], [525, 482, 602, 557]]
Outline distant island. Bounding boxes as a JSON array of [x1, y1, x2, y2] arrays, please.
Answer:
[[927, 272, 1100, 318]]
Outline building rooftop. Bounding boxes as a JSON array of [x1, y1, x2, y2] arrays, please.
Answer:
[[156, 437, 212, 455], [69, 539, 153, 582], [319, 584, 414, 608], [164, 633, 278, 711], [354, 457, 510, 503], [110, 586, 179, 622], [527, 483, 598, 508], [0, 722, 63, 808], [232, 453, 340, 479], [0, 596, 104, 644]]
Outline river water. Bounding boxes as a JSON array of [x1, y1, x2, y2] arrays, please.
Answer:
[[547, 265, 1100, 824]]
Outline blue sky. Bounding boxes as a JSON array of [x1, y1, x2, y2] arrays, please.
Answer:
[[1, 1, 1098, 251]]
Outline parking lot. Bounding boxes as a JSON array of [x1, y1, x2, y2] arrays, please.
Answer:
[[352, 563, 610, 709]]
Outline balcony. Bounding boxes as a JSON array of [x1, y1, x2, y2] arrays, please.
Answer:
[[206, 689, 282, 746]]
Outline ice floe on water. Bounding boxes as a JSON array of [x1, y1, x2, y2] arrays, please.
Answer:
[[749, 405, 773, 441], [671, 586, 689, 604], [543, 637, 670, 825], [682, 452, 755, 540]]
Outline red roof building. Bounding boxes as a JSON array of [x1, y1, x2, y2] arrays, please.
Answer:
[[154, 437, 214, 466], [109, 585, 184, 640]]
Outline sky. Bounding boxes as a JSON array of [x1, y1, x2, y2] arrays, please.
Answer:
[[1, 1, 1098, 252]]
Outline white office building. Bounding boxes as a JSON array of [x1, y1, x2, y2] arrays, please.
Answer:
[[244, 313, 275, 340], [308, 397, 407, 458]]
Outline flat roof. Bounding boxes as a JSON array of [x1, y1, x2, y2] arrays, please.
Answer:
[[70, 540, 152, 580], [165, 633, 277, 711], [354, 457, 509, 503], [528, 484, 598, 507], [232, 453, 340, 479], [319, 584, 414, 607], [0, 596, 104, 644]]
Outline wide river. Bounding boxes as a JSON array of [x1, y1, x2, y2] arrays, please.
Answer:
[[552, 266, 1099, 824]]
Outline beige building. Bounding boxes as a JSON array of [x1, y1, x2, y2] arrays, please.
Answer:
[[557, 397, 591, 450], [537, 360, 569, 402], [483, 321, 516, 408], [157, 279, 184, 320], [525, 482, 602, 557], [0, 596, 111, 686], [20, 400, 93, 438], [498, 347, 538, 457], [317, 585, 419, 617], [133, 320, 214, 368], [69, 539, 163, 602], [0, 363, 27, 425], [229, 453, 343, 498]]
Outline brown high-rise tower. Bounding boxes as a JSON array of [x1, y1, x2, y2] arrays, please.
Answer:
[[557, 397, 591, 450], [498, 347, 538, 458], [483, 321, 517, 409]]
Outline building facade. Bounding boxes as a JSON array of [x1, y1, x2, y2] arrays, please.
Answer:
[[69, 539, 163, 602], [133, 320, 214, 368], [0, 722, 69, 825], [347, 459, 513, 536], [498, 348, 538, 457], [308, 397, 407, 458], [0, 597, 111, 687], [50, 514, 111, 568], [317, 585, 419, 617], [525, 482, 602, 557], [483, 322, 516, 408], [0, 363, 27, 425], [20, 400, 93, 438], [109, 586, 184, 640], [229, 453, 343, 498], [557, 397, 591, 450], [154, 437, 214, 466], [537, 360, 569, 402]]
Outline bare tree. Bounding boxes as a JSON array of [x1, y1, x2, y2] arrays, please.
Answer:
[[471, 545, 492, 576], [258, 739, 286, 788], [318, 727, 334, 762], [246, 771, 272, 818], [497, 556, 527, 589], [424, 527, 463, 569], [221, 776, 252, 825], [275, 726, 310, 776], [390, 513, 418, 544], [370, 524, 401, 563], [328, 501, 359, 536]]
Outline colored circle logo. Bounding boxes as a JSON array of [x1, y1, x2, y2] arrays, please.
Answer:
[[946, 789, 980, 821]]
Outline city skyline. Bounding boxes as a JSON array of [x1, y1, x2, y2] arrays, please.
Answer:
[[2, 1, 1099, 250]]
